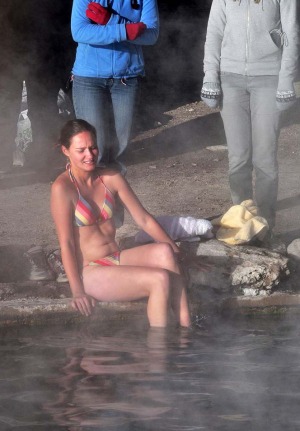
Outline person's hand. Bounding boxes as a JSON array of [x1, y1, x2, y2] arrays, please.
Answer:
[[276, 89, 297, 112], [86, 2, 111, 25], [201, 82, 222, 109], [126, 22, 146, 40], [71, 294, 96, 316]]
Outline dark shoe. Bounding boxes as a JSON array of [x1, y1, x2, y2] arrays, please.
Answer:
[[255, 231, 286, 253], [251, 229, 274, 247], [47, 249, 68, 283]]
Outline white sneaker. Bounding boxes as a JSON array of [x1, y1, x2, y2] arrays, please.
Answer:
[[24, 246, 55, 281]]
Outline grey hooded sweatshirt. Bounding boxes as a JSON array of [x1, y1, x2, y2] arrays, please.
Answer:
[[203, 0, 299, 91]]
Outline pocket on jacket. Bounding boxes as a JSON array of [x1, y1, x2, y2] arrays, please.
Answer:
[[249, 32, 281, 61], [269, 28, 285, 48]]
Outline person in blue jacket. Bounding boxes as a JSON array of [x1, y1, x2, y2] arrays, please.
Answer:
[[71, 0, 159, 171]]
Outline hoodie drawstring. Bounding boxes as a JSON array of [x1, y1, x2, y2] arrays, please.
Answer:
[[234, 0, 264, 10]]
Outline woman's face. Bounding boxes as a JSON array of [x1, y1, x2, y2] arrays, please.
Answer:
[[63, 131, 99, 171]]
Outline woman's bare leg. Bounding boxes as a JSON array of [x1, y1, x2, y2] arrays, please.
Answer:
[[120, 243, 191, 327], [82, 265, 170, 327]]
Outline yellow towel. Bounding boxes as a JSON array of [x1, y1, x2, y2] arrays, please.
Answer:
[[211, 200, 269, 245]]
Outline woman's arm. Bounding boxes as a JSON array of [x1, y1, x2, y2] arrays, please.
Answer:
[[51, 179, 95, 316], [108, 173, 179, 252], [72, 0, 158, 46], [72, 0, 128, 45], [203, 0, 226, 83], [124, 0, 159, 46], [278, 0, 299, 90], [94, 0, 142, 23]]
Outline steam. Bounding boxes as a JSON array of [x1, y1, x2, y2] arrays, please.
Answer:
[[0, 1, 75, 168]]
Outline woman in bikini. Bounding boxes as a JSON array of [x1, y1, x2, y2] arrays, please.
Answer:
[[51, 119, 191, 328]]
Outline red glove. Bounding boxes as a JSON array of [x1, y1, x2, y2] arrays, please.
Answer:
[[126, 22, 146, 40], [86, 2, 111, 25]]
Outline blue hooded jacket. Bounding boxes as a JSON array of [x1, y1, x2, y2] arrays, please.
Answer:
[[71, 0, 159, 78]]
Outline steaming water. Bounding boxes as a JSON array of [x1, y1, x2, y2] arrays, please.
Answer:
[[1, 315, 300, 430]]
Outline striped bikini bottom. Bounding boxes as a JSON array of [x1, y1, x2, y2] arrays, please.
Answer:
[[88, 251, 120, 267]]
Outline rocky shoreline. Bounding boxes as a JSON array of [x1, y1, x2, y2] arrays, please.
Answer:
[[0, 100, 300, 328]]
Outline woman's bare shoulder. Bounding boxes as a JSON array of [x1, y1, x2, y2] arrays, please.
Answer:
[[97, 167, 121, 178], [51, 171, 73, 195], [98, 168, 125, 189]]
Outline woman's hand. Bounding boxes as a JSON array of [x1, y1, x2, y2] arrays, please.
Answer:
[[86, 2, 111, 25], [71, 294, 96, 316]]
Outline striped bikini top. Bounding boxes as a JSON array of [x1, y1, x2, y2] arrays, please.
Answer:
[[68, 167, 115, 227]]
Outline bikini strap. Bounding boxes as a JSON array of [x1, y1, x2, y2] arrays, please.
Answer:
[[99, 175, 114, 198], [67, 164, 81, 195]]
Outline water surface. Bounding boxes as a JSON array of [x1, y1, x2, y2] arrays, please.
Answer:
[[1, 315, 300, 430]]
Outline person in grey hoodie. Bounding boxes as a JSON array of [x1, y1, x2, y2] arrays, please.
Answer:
[[201, 0, 299, 230]]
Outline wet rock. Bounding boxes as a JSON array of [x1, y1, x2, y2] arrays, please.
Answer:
[[0, 284, 17, 300], [0, 299, 146, 328], [181, 239, 289, 296], [0, 281, 70, 301]]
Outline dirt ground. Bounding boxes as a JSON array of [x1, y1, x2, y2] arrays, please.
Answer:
[[0, 99, 299, 259]]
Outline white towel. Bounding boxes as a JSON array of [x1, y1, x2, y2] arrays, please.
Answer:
[[135, 215, 214, 243]]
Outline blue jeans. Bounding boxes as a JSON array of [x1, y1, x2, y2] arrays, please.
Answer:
[[220, 73, 281, 228], [72, 76, 139, 167]]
